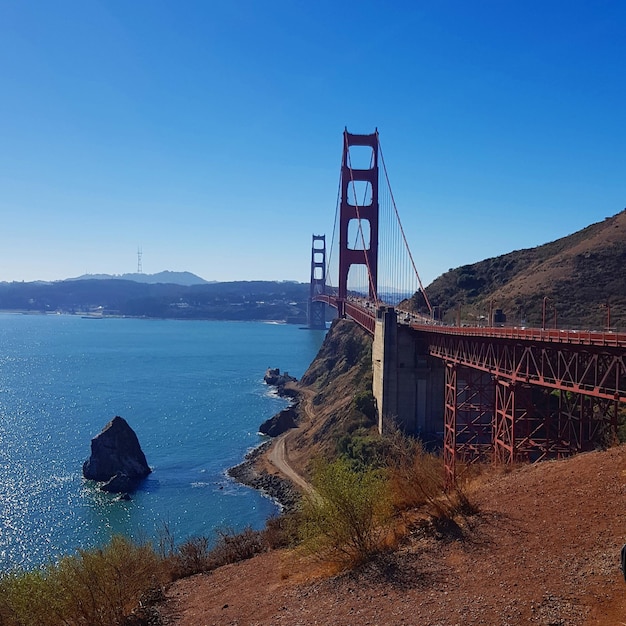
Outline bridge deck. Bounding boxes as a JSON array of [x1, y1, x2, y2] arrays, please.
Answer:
[[411, 323, 626, 349], [316, 294, 626, 348]]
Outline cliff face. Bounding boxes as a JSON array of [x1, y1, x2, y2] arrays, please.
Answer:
[[284, 318, 376, 477]]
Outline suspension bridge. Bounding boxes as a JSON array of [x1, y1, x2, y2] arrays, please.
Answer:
[[309, 129, 626, 483]]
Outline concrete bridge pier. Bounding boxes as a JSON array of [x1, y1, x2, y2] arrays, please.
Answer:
[[372, 306, 444, 437]]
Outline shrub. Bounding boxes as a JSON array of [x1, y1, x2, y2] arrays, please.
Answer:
[[0, 568, 60, 626], [171, 535, 212, 578], [299, 458, 392, 567], [208, 527, 265, 569], [352, 390, 376, 422], [384, 429, 478, 523], [0, 535, 165, 626], [165, 526, 268, 579], [337, 430, 386, 471], [263, 512, 302, 550]]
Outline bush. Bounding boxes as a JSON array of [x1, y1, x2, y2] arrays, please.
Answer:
[[263, 512, 302, 550], [352, 390, 376, 422], [337, 430, 386, 471], [164, 526, 268, 579], [384, 429, 478, 523], [0, 535, 165, 626], [208, 527, 265, 568], [0, 569, 59, 626], [171, 535, 212, 578], [299, 458, 392, 567]]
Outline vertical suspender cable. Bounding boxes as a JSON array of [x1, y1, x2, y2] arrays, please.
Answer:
[[377, 133, 433, 317]]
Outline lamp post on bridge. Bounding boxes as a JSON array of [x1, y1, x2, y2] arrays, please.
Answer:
[[432, 305, 442, 324], [601, 302, 611, 332], [542, 297, 549, 331], [541, 297, 558, 331]]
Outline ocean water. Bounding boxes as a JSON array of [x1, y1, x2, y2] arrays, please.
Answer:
[[0, 313, 325, 570]]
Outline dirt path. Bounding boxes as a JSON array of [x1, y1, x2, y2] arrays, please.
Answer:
[[267, 428, 314, 495], [263, 385, 319, 496]]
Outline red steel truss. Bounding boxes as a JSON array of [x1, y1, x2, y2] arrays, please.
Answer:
[[444, 364, 494, 485], [425, 330, 626, 403], [427, 329, 623, 480], [311, 299, 625, 480]]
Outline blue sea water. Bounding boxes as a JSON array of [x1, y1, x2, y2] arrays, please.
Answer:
[[0, 313, 325, 570]]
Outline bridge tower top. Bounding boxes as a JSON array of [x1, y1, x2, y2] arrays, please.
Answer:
[[308, 234, 327, 329], [338, 129, 379, 309], [310, 234, 326, 298]]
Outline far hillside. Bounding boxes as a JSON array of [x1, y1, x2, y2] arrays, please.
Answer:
[[67, 270, 211, 286], [410, 209, 626, 330], [0, 280, 309, 323]]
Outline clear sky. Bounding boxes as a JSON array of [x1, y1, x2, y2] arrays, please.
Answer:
[[1, 1, 624, 285]]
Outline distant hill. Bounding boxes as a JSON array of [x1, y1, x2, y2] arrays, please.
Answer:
[[411, 209, 626, 329], [67, 271, 210, 286], [0, 279, 310, 323]]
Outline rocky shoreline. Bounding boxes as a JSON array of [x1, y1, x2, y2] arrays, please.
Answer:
[[227, 441, 301, 512], [227, 367, 303, 512]]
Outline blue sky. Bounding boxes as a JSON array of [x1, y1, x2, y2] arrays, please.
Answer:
[[1, 1, 624, 285]]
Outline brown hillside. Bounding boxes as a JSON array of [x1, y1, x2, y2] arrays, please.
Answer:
[[278, 318, 375, 480], [418, 209, 626, 329], [163, 444, 626, 625]]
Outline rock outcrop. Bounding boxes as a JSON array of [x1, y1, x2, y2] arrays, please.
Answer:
[[260, 368, 300, 436], [263, 368, 296, 390], [83, 416, 151, 493], [259, 405, 297, 437], [227, 442, 300, 512]]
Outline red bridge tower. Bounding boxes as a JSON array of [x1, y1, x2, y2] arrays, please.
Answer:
[[338, 129, 379, 316], [308, 234, 327, 329]]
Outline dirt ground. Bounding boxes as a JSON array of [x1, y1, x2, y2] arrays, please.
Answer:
[[161, 444, 626, 625]]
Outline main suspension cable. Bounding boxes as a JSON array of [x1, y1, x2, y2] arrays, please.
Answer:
[[325, 156, 343, 291]]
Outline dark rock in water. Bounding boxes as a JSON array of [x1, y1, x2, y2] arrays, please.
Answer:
[[263, 367, 296, 389], [101, 473, 136, 493], [83, 416, 151, 492], [259, 405, 297, 437], [263, 367, 281, 385]]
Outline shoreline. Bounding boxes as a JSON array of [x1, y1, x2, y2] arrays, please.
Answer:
[[227, 440, 301, 513], [227, 373, 304, 513]]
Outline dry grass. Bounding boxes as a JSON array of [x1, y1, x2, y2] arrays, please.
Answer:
[[0, 535, 166, 626], [384, 430, 478, 523], [0, 520, 300, 626]]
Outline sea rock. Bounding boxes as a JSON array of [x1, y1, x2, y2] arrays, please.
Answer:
[[83, 416, 151, 492], [259, 405, 297, 437], [263, 367, 296, 388], [101, 473, 135, 493]]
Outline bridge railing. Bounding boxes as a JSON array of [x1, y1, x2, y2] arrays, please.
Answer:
[[313, 294, 626, 348], [410, 323, 626, 349], [313, 294, 377, 335]]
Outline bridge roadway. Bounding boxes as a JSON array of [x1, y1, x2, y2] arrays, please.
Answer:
[[315, 294, 626, 403]]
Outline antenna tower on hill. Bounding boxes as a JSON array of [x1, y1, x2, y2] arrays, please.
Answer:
[[137, 246, 143, 274]]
